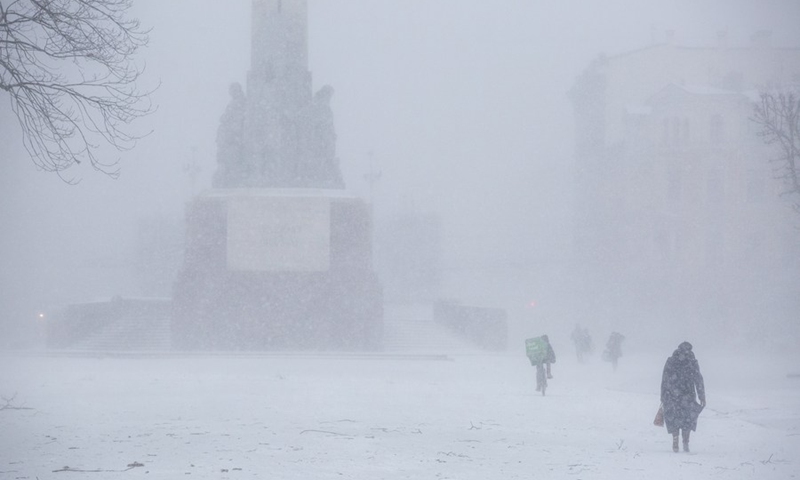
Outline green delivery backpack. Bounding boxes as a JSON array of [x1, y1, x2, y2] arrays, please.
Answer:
[[525, 336, 548, 365]]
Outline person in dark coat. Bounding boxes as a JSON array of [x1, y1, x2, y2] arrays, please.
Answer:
[[660, 341, 706, 452], [571, 324, 592, 363], [542, 334, 556, 379], [602, 331, 625, 371]]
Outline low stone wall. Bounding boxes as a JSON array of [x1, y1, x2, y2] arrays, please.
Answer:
[[46, 297, 172, 350]]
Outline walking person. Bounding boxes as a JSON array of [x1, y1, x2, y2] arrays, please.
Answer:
[[602, 331, 625, 371], [660, 341, 706, 452], [571, 324, 592, 363]]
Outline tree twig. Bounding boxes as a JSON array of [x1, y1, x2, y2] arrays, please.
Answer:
[[299, 429, 347, 436], [0, 393, 34, 411], [53, 462, 143, 473]]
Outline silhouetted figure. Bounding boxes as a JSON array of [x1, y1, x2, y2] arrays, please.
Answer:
[[571, 324, 592, 363], [661, 341, 706, 453], [602, 331, 625, 371]]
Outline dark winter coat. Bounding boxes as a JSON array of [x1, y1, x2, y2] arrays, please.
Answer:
[[603, 332, 624, 361], [660, 342, 706, 434], [545, 341, 556, 364]]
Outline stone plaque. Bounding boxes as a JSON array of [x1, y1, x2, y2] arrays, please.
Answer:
[[226, 195, 330, 272]]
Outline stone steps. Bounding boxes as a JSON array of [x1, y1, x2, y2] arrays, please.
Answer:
[[70, 316, 171, 352], [381, 303, 478, 353], [58, 303, 480, 354]]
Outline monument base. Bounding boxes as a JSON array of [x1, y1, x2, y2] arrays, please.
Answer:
[[172, 189, 383, 351]]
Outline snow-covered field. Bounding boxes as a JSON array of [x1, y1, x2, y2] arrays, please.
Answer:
[[1, 349, 798, 479]]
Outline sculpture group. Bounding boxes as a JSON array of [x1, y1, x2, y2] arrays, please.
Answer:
[[212, 0, 344, 190]]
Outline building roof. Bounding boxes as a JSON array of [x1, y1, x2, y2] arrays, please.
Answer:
[[647, 83, 761, 104]]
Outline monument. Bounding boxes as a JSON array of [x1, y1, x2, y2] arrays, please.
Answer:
[[213, 0, 343, 189], [172, 0, 382, 350]]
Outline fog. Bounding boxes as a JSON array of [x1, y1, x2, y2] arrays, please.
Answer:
[[3, 2, 800, 478], [2, 0, 800, 354]]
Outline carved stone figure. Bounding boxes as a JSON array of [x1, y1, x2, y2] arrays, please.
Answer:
[[211, 0, 344, 190], [310, 85, 336, 161], [213, 83, 247, 188], [297, 85, 343, 188]]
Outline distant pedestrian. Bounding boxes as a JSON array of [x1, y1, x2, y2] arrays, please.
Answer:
[[570, 324, 592, 363], [525, 335, 556, 395], [602, 331, 625, 371], [660, 341, 706, 453]]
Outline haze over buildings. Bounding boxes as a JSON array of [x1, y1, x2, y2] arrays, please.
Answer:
[[1, 0, 799, 351], [570, 40, 800, 347]]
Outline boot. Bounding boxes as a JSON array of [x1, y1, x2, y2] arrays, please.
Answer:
[[672, 434, 679, 453], [682, 430, 690, 453]]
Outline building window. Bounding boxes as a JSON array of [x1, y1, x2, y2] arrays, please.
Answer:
[[682, 118, 690, 144], [706, 169, 724, 206], [668, 169, 682, 203], [722, 71, 744, 91], [705, 229, 725, 267], [654, 227, 671, 262], [710, 114, 724, 144], [672, 117, 681, 147]]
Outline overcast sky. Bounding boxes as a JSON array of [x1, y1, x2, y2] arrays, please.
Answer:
[[130, 0, 800, 260], [2, 0, 799, 336]]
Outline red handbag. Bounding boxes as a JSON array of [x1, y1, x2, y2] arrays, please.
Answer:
[[653, 404, 664, 426]]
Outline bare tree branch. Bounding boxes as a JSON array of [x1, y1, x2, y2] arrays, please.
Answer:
[[1, 392, 34, 410], [751, 89, 800, 213], [0, 0, 154, 180]]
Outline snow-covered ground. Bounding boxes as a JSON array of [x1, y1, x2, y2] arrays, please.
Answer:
[[1, 348, 798, 479]]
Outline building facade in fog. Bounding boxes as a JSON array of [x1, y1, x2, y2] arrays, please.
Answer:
[[569, 33, 800, 343]]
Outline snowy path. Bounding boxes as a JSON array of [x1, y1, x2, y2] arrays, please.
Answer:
[[1, 351, 798, 479]]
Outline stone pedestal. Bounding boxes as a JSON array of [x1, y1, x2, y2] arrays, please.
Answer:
[[172, 189, 382, 350]]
